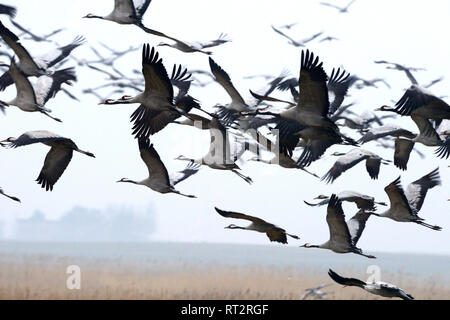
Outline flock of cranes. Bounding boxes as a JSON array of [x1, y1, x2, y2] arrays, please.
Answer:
[[1, 1, 449, 300]]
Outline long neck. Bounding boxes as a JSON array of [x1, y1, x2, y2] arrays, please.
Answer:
[[85, 14, 105, 20], [106, 97, 140, 105], [304, 244, 322, 249], [229, 226, 247, 230], [119, 179, 139, 185]]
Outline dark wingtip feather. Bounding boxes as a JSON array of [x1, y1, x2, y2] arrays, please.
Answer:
[[0, 19, 19, 42], [300, 49, 328, 82], [36, 173, 53, 192], [435, 137, 450, 159], [214, 207, 228, 217], [328, 194, 342, 208], [303, 200, 318, 207], [328, 269, 347, 285]]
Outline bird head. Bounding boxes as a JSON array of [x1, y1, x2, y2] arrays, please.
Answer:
[[225, 224, 239, 229], [314, 194, 329, 200], [83, 13, 100, 19], [0, 137, 15, 147], [120, 95, 133, 100], [374, 105, 393, 112], [98, 98, 116, 105], [330, 152, 346, 157], [116, 178, 133, 184], [248, 156, 261, 162]]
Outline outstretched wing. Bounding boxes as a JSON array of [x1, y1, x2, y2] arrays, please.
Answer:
[[34, 67, 77, 105], [298, 50, 330, 117], [141, 44, 173, 99], [36, 146, 73, 191], [384, 176, 416, 218], [2, 130, 68, 148], [394, 85, 444, 116], [138, 138, 170, 185], [114, 0, 137, 19], [405, 168, 441, 213], [328, 269, 366, 287], [209, 57, 245, 105], [327, 68, 351, 115], [170, 161, 201, 186], [214, 207, 268, 224], [0, 4, 16, 17], [322, 149, 368, 184], [347, 210, 372, 246], [394, 138, 414, 171], [326, 194, 352, 246], [133, 0, 152, 18], [38, 36, 85, 69]]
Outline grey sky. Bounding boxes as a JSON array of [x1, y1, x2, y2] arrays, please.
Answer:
[[0, 0, 449, 254]]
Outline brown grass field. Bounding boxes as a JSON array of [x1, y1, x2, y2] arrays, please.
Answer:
[[0, 253, 448, 300]]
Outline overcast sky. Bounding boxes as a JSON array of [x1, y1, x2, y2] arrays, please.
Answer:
[[0, 0, 449, 254]]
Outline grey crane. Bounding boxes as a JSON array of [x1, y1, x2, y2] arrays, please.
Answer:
[[328, 269, 413, 300], [0, 131, 95, 191], [83, 0, 168, 38], [372, 168, 442, 231], [0, 60, 76, 122], [99, 44, 194, 138], [320, 0, 357, 13], [376, 85, 450, 121], [374, 60, 424, 85], [157, 33, 230, 55], [247, 131, 320, 178], [348, 75, 391, 90], [271, 25, 323, 47], [305, 191, 387, 212], [246, 50, 357, 167], [214, 207, 300, 244], [208, 57, 255, 126], [117, 138, 200, 198], [175, 118, 253, 184], [8, 19, 64, 43], [358, 125, 416, 144], [300, 284, 332, 300], [301, 194, 376, 259], [321, 148, 389, 184]]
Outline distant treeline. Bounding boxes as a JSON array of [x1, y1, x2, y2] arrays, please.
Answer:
[[0, 205, 155, 242]]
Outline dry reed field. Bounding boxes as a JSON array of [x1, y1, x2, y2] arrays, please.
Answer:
[[0, 254, 448, 300]]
